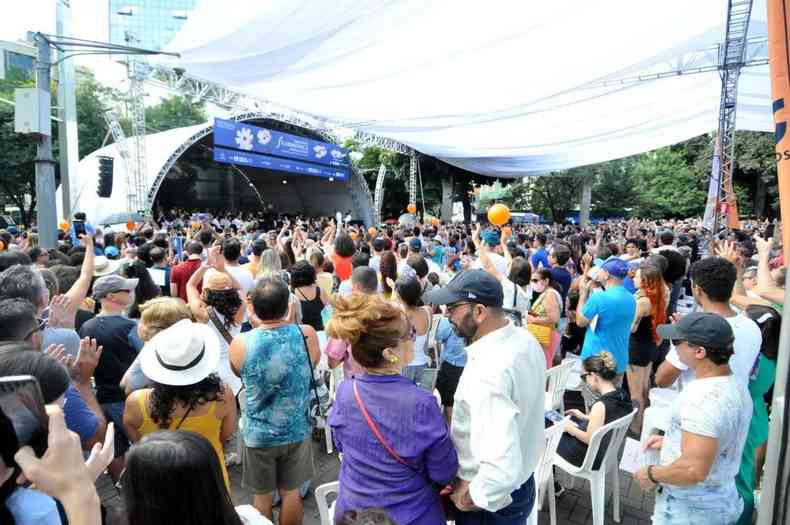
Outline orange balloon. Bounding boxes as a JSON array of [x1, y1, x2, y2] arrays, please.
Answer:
[[368, 227, 377, 237], [407, 203, 417, 214], [487, 203, 511, 226], [431, 217, 441, 227], [126, 220, 135, 231], [58, 221, 69, 231]]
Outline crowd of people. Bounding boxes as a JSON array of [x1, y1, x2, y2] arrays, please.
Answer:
[[0, 207, 785, 525]]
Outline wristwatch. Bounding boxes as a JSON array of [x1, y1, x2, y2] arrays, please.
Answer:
[[647, 465, 658, 484]]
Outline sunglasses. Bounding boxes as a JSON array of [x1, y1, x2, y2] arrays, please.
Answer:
[[24, 318, 48, 341], [580, 372, 591, 382], [670, 339, 685, 347]]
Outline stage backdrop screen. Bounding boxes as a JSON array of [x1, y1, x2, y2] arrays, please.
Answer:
[[213, 118, 349, 181]]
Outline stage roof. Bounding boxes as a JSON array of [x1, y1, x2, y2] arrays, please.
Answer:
[[162, 0, 774, 178]]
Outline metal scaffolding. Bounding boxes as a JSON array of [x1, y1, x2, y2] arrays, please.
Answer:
[[712, 0, 754, 232]]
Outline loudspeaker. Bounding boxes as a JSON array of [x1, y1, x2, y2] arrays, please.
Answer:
[[97, 156, 113, 198]]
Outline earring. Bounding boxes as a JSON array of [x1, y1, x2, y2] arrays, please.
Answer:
[[388, 355, 399, 364]]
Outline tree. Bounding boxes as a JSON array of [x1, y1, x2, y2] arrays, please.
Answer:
[[0, 69, 38, 225], [75, 67, 124, 160], [145, 94, 207, 133], [630, 147, 708, 218]]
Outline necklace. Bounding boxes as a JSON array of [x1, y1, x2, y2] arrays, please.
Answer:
[[366, 369, 401, 376]]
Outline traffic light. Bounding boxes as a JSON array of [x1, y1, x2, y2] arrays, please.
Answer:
[[97, 156, 113, 198]]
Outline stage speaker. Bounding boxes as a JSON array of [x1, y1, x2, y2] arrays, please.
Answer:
[[97, 156, 113, 198]]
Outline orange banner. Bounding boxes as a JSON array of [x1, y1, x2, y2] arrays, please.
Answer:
[[767, 0, 790, 261]]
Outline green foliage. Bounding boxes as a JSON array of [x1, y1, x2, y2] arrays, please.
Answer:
[[75, 67, 123, 160], [0, 69, 37, 225], [629, 148, 708, 218], [145, 94, 207, 133]]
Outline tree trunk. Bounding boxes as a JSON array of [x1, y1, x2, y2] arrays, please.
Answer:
[[579, 176, 593, 226], [440, 174, 454, 222], [755, 175, 768, 219]]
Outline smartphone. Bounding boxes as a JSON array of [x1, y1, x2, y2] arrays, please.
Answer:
[[545, 410, 564, 424], [72, 220, 86, 236], [0, 376, 48, 456]]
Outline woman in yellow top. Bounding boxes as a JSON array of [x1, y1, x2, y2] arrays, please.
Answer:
[[123, 319, 237, 487]]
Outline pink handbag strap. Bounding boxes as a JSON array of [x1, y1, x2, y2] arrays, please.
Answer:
[[352, 379, 410, 467]]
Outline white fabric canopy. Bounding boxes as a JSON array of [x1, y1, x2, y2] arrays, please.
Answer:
[[165, 0, 774, 177]]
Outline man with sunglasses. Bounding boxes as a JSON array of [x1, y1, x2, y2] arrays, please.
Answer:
[[78, 274, 139, 483], [424, 269, 546, 524], [634, 312, 751, 524]]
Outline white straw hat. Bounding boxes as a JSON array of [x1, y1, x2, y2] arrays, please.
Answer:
[[140, 319, 220, 386]]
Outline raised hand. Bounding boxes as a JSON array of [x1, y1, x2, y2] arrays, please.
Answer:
[[48, 294, 73, 329], [71, 338, 103, 385]]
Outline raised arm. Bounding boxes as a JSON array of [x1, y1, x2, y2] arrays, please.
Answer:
[[63, 234, 96, 317]]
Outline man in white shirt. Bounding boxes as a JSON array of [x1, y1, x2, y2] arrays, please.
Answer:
[[656, 256, 761, 390], [635, 313, 752, 524], [424, 269, 545, 523], [206, 238, 254, 324]]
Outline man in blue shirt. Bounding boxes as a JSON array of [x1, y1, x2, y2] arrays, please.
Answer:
[[530, 233, 550, 269], [434, 317, 467, 421], [575, 257, 636, 406]]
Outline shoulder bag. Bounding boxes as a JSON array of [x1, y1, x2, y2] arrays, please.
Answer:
[[352, 378, 455, 518], [296, 326, 329, 429]]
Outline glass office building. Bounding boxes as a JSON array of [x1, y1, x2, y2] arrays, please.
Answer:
[[109, 0, 199, 51]]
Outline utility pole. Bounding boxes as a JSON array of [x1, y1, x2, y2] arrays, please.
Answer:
[[56, 0, 79, 219], [34, 34, 57, 249]]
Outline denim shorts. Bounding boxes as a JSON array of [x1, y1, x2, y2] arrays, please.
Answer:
[[652, 488, 743, 525]]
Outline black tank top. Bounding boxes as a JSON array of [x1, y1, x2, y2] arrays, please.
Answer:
[[629, 314, 654, 349], [297, 285, 324, 331]]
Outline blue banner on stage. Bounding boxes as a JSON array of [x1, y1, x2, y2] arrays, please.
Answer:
[[213, 146, 348, 181], [213, 118, 350, 169]]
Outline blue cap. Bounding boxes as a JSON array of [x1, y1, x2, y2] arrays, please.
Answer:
[[600, 257, 629, 278], [409, 238, 422, 251], [482, 231, 500, 247], [104, 246, 120, 259]]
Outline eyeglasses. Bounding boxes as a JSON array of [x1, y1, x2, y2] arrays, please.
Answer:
[[580, 372, 591, 382], [24, 318, 48, 341], [446, 302, 475, 315], [670, 339, 685, 347]]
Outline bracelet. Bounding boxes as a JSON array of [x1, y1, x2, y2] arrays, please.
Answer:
[[647, 465, 658, 484]]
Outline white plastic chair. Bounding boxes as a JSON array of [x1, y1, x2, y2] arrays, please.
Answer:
[[544, 359, 575, 413], [315, 481, 340, 525], [324, 366, 345, 454], [553, 408, 637, 525], [527, 419, 569, 525]]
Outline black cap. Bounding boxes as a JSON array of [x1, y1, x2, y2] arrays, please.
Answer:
[[656, 312, 734, 347], [422, 269, 504, 307]]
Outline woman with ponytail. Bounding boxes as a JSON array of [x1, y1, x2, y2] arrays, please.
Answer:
[[627, 263, 667, 433], [326, 293, 458, 525], [556, 351, 633, 470]]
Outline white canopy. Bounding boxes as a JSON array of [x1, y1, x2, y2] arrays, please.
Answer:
[[163, 0, 774, 177]]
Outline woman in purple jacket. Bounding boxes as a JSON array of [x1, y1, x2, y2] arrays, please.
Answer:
[[327, 293, 459, 525]]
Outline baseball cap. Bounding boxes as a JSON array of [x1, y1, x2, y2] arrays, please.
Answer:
[[93, 274, 139, 300], [600, 257, 629, 279], [409, 238, 422, 251], [423, 269, 504, 307], [657, 312, 734, 347], [104, 246, 120, 259]]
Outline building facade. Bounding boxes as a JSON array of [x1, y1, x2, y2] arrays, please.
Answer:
[[108, 0, 199, 51]]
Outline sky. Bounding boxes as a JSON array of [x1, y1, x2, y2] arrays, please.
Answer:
[[1, 0, 138, 87]]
